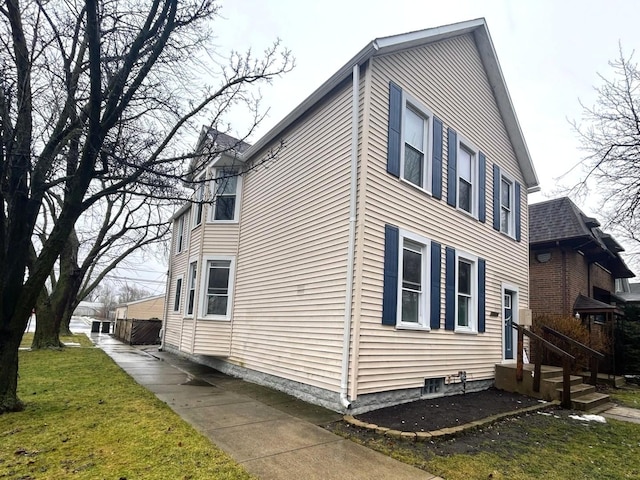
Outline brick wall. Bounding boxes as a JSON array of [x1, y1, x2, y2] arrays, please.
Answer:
[[530, 247, 614, 317]]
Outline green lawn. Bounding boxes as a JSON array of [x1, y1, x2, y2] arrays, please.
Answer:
[[1, 343, 253, 479], [609, 383, 640, 408]]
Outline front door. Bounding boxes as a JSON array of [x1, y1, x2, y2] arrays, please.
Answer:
[[504, 291, 514, 360]]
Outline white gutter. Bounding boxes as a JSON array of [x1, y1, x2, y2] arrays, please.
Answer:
[[340, 64, 360, 410]]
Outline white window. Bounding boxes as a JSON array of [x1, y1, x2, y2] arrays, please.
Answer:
[[455, 252, 477, 332], [192, 182, 204, 228], [173, 276, 183, 312], [500, 175, 515, 236], [396, 230, 431, 329], [186, 261, 197, 317], [455, 136, 478, 217], [401, 95, 432, 191], [175, 214, 186, 254], [210, 168, 240, 222], [200, 256, 235, 319]]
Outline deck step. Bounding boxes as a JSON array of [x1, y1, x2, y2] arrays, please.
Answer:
[[557, 383, 596, 400], [543, 375, 583, 389], [580, 372, 625, 388], [571, 392, 611, 411]]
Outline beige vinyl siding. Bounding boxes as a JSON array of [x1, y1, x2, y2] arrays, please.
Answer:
[[164, 214, 191, 349], [230, 81, 354, 392], [126, 297, 164, 320], [180, 318, 194, 353], [192, 321, 231, 356], [354, 34, 530, 395], [201, 224, 240, 255]]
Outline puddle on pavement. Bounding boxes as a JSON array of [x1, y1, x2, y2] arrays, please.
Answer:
[[180, 377, 212, 387]]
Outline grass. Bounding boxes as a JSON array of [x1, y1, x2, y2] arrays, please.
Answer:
[[1, 343, 253, 479], [333, 386, 640, 480], [609, 383, 640, 408]]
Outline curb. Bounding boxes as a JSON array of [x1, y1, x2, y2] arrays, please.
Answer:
[[344, 400, 560, 442]]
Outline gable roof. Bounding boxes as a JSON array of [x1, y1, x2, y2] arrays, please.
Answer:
[[117, 294, 165, 308], [240, 18, 539, 192], [529, 197, 634, 279]]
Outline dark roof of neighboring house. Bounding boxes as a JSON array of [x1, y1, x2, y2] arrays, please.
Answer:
[[198, 126, 251, 154], [529, 197, 634, 279]]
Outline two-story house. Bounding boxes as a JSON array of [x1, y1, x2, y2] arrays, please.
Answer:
[[162, 18, 540, 413]]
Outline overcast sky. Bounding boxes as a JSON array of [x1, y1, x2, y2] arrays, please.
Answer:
[[124, 1, 640, 288]]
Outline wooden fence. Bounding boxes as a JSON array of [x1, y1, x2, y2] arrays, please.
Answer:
[[115, 318, 162, 345]]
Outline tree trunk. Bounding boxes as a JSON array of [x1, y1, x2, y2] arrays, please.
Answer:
[[0, 328, 25, 413], [32, 290, 63, 349]]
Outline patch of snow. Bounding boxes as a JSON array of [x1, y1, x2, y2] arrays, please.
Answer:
[[569, 414, 607, 423]]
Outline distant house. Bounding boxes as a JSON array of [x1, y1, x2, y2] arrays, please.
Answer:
[[615, 279, 640, 306], [163, 18, 540, 413], [115, 295, 165, 321], [529, 197, 634, 322]]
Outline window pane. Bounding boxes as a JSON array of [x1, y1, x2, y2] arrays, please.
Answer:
[[207, 295, 228, 316], [459, 179, 471, 213], [458, 295, 469, 327], [402, 246, 421, 287], [404, 145, 423, 187], [215, 197, 236, 221], [501, 207, 511, 234], [458, 260, 471, 295], [188, 290, 195, 315], [174, 278, 182, 311], [501, 178, 511, 207], [208, 264, 230, 294], [404, 107, 424, 151], [402, 290, 419, 323], [458, 147, 472, 181], [215, 170, 238, 195]]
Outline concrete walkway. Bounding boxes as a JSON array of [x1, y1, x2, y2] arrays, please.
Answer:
[[91, 332, 440, 480]]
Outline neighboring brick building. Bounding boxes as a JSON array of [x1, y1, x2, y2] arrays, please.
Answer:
[[529, 197, 633, 321]]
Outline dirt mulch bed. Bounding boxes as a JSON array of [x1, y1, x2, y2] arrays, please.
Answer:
[[355, 388, 545, 432]]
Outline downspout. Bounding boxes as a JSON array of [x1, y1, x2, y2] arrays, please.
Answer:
[[340, 64, 359, 410]]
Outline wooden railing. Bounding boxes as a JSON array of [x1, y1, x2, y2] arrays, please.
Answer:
[[512, 322, 575, 408], [541, 325, 605, 386]]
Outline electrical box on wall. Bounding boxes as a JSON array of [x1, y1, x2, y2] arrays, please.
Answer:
[[519, 308, 532, 326]]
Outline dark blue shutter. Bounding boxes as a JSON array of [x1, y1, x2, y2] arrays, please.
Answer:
[[492, 164, 501, 231], [444, 246, 456, 330], [387, 83, 402, 178], [478, 258, 486, 333], [432, 117, 443, 199], [447, 128, 457, 207], [515, 182, 522, 242], [382, 225, 399, 325], [478, 152, 486, 223], [430, 241, 441, 329]]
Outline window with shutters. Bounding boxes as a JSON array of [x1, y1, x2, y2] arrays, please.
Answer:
[[455, 251, 478, 332], [401, 95, 433, 192], [199, 255, 235, 320], [456, 139, 478, 216], [500, 174, 514, 236], [396, 230, 431, 329]]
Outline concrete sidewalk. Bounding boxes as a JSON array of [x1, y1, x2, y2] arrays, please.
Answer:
[[92, 332, 440, 480]]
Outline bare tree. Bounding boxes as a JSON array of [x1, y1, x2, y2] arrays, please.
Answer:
[[0, 0, 292, 413], [570, 46, 640, 259], [118, 285, 152, 304]]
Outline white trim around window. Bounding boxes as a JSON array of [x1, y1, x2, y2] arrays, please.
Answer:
[[173, 275, 184, 313], [192, 173, 205, 229], [185, 259, 198, 318], [396, 229, 431, 330], [198, 255, 236, 320], [400, 92, 433, 194], [208, 167, 242, 223], [499, 171, 516, 238], [175, 213, 188, 254], [456, 135, 479, 218], [455, 250, 478, 333]]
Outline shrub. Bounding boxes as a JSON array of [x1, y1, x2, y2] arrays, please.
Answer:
[[532, 315, 610, 373]]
